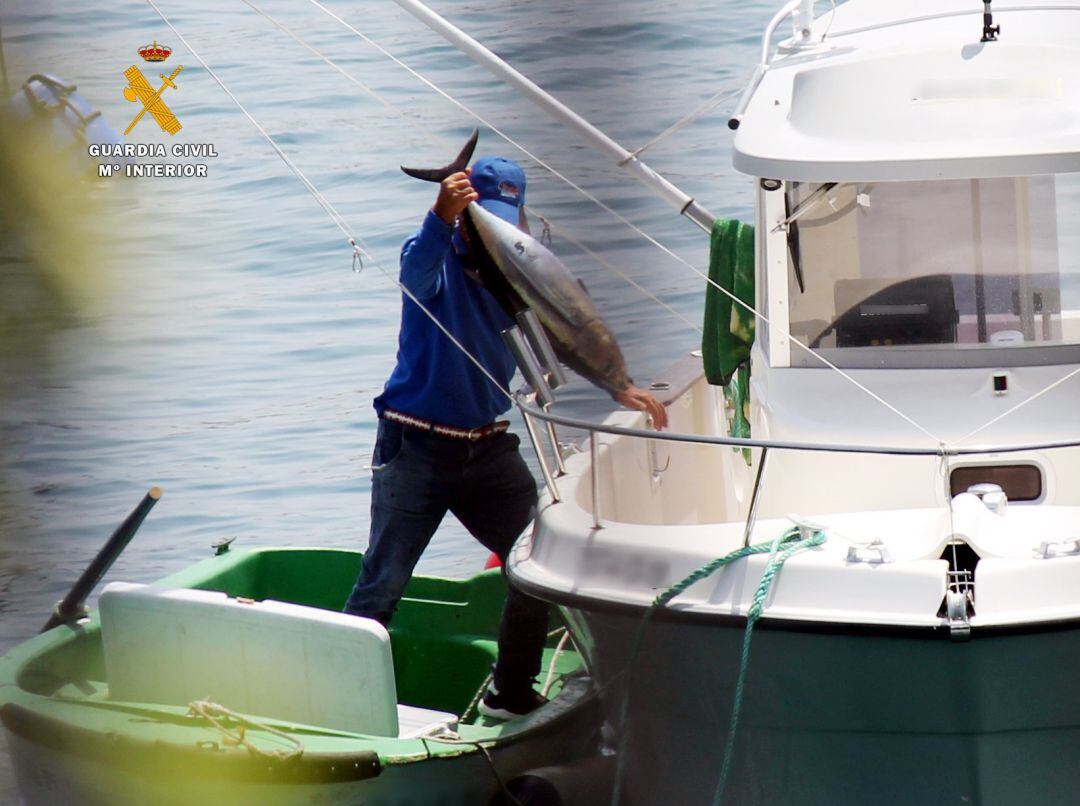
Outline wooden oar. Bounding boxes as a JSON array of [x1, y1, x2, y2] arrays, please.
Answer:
[[40, 487, 163, 633]]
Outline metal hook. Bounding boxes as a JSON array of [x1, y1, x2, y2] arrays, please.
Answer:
[[538, 215, 552, 247], [649, 439, 671, 480], [349, 239, 364, 273]]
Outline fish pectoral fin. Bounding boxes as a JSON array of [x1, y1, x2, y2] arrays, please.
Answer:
[[400, 128, 480, 183]]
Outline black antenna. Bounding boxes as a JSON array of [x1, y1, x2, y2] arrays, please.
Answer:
[[981, 0, 1000, 42]]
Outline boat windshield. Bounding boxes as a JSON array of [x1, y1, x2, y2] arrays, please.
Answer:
[[786, 174, 1080, 368]]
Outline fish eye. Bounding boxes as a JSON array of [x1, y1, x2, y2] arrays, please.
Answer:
[[514, 241, 525, 255]]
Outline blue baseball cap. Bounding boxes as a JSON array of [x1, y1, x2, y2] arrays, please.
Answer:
[[470, 156, 526, 224]]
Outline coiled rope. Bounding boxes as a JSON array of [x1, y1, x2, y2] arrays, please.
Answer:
[[187, 699, 305, 760], [611, 522, 827, 806]]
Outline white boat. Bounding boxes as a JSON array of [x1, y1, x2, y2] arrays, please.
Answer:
[[500, 1, 1080, 802]]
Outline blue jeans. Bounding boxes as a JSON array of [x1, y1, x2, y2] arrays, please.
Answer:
[[344, 418, 548, 692]]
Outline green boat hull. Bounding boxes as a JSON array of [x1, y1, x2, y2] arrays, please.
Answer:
[[0, 548, 600, 805], [559, 603, 1080, 805]]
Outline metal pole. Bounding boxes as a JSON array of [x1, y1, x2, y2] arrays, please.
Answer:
[[544, 419, 567, 476], [792, 0, 817, 42], [516, 309, 567, 389], [741, 448, 769, 547], [728, 0, 803, 129], [502, 326, 555, 408], [522, 410, 561, 503], [391, 0, 717, 233], [590, 430, 603, 529], [42, 487, 162, 632]]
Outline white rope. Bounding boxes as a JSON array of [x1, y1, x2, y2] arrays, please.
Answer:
[[305, 0, 942, 443], [540, 629, 573, 698], [954, 365, 1080, 446], [619, 87, 743, 165], [145, 0, 514, 403], [187, 699, 304, 760], [240, 0, 437, 153]]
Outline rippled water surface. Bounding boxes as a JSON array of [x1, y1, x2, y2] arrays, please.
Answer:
[[0, 0, 772, 796]]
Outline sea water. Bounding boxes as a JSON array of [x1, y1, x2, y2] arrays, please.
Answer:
[[0, 0, 770, 797]]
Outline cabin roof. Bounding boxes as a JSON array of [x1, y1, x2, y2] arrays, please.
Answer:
[[732, 0, 1080, 181]]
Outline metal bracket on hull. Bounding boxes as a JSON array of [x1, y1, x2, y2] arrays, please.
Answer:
[[845, 539, 892, 564], [1035, 538, 1080, 559], [945, 588, 972, 641]]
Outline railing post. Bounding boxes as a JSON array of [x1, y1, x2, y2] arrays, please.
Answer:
[[515, 310, 567, 389], [545, 420, 567, 476], [742, 447, 770, 547], [502, 327, 555, 408], [522, 408, 561, 503], [590, 429, 602, 529]]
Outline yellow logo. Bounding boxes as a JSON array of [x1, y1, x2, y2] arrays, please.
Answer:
[[123, 64, 182, 136]]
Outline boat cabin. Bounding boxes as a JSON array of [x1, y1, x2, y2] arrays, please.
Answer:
[[735, 0, 1080, 376], [513, 0, 1080, 629]]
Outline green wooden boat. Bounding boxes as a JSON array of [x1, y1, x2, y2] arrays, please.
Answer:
[[0, 546, 599, 805]]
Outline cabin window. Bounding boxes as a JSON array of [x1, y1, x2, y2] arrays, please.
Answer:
[[949, 464, 1043, 502], [784, 175, 1080, 368]]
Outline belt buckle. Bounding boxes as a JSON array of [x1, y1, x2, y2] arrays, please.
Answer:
[[467, 426, 484, 441]]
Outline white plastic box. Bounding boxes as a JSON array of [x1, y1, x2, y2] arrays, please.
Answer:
[[100, 582, 403, 736]]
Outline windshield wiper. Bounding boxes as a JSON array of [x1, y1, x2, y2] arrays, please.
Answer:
[[785, 186, 806, 293], [772, 182, 838, 232]]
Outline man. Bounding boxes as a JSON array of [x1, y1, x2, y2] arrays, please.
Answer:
[[344, 156, 667, 719]]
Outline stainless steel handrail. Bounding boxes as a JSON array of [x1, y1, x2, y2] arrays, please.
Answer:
[[514, 391, 1080, 526], [515, 393, 1080, 458], [511, 386, 1080, 533]]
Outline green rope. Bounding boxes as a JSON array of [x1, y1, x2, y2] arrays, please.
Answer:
[[611, 524, 827, 806]]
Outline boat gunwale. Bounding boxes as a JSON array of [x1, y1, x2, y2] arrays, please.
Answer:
[[0, 700, 384, 784], [509, 569, 1080, 639]]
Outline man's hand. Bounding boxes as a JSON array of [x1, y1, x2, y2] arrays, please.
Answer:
[[432, 170, 478, 225], [614, 384, 669, 430]]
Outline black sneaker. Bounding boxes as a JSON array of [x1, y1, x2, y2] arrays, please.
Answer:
[[478, 684, 548, 720]]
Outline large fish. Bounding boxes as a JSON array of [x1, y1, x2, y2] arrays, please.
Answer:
[[400, 132, 632, 395], [461, 202, 631, 395]]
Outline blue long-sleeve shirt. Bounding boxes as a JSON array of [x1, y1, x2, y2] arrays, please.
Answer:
[[373, 210, 518, 429]]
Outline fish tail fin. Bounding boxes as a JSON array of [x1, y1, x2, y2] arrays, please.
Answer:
[[400, 129, 479, 182]]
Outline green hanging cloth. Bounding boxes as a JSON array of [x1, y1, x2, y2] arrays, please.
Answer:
[[702, 218, 755, 453], [702, 217, 756, 385]]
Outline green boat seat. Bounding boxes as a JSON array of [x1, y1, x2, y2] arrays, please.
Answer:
[[99, 582, 457, 738]]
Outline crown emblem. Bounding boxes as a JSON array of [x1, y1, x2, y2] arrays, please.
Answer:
[[138, 41, 172, 62]]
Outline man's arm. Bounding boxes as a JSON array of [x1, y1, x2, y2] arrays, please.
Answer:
[[399, 212, 453, 300], [399, 170, 479, 301]]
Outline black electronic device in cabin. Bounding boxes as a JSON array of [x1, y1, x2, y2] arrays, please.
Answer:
[[832, 275, 959, 348]]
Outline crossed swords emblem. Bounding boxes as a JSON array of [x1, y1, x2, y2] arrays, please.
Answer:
[[123, 64, 183, 136]]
